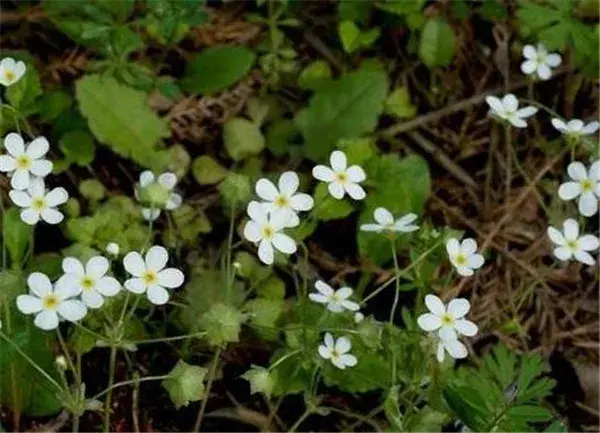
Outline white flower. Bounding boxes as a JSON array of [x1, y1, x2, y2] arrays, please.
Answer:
[[308, 280, 360, 313], [551, 118, 599, 138], [123, 245, 185, 305], [547, 218, 599, 266], [318, 333, 357, 369], [354, 312, 364, 323], [16, 272, 87, 330], [0, 57, 26, 86], [485, 94, 538, 128], [446, 238, 485, 277], [243, 201, 297, 265], [436, 335, 468, 363], [521, 43, 561, 80], [255, 171, 314, 227], [417, 294, 478, 341], [56, 256, 121, 309], [557, 161, 600, 217], [312, 150, 366, 200], [106, 242, 120, 257], [0, 133, 53, 190], [360, 207, 419, 234], [9, 177, 68, 225], [136, 171, 182, 221]]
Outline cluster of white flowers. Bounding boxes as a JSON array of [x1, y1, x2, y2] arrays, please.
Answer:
[[135, 171, 182, 221], [16, 246, 184, 330]]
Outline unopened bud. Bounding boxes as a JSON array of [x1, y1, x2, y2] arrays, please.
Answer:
[[106, 242, 120, 257], [55, 355, 68, 370]]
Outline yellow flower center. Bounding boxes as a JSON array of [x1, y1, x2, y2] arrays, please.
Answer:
[[81, 277, 94, 291], [42, 294, 59, 310], [580, 179, 594, 193], [143, 271, 158, 285], [335, 172, 348, 184], [567, 240, 578, 251], [16, 155, 32, 170], [262, 225, 275, 240], [330, 349, 340, 360], [4, 70, 15, 82], [455, 254, 467, 266], [441, 314, 454, 326], [274, 195, 289, 208], [32, 197, 46, 211]]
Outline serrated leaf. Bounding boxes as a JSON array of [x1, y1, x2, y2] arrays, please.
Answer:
[[192, 155, 229, 185], [75, 74, 170, 170], [199, 303, 245, 347], [296, 69, 388, 161], [418, 18, 456, 68], [181, 45, 256, 94], [162, 360, 207, 409], [241, 365, 274, 397]]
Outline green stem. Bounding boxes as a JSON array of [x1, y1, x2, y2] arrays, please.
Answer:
[[322, 406, 382, 432], [103, 346, 118, 432], [193, 348, 222, 432], [90, 375, 169, 401], [226, 205, 236, 296], [268, 349, 301, 371], [56, 328, 77, 373], [389, 239, 401, 387], [127, 332, 207, 346], [288, 408, 311, 433]]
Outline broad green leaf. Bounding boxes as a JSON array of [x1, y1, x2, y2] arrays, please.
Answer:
[[256, 275, 285, 299], [24, 253, 63, 280], [265, 120, 297, 156], [338, 21, 380, 53], [218, 172, 252, 210], [38, 90, 73, 122], [241, 365, 274, 397], [0, 271, 22, 304], [245, 298, 285, 340], [506, 405, 554, 422], [192, 155, 229, 185], [297, 60, 332, 90], [385, 87, 417, 119], [79, 179, 106, 202], [2, 207, 33, 268], [337, 137, 377, 166], [338, 0, 373, 24], [199, 302, 245, 347], [418, 18, 456, 68], [162, 360, 207, 409], [59, 130, 96, 166], [313, 183, 355, 221], [223, 117, 265, 161], [75, 74, 171, 170], [296, 69, 388, 161], [181, 45, 256, 94]]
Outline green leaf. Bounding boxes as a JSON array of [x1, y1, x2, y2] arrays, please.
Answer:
[[0, 271, 22, 304], [181, 45, 256, 94], [217, 172, 252, 210], [256, 275, 285, 299], [241, 365, 274, 397], [199, 302, 245, 347], [162, 360, 208, 409], [506, 405, 554, 422], [296, 69, 388, 161], [38, 90, 73, 122], [313, 183, 355, 221], [265, 120, 297, 156], [418, 18, 456, 68], [6, 60, 41, 113], [245, 97, 270, 126], [2, 207, 33, 268], [59, 130, 96, 166], [223, 117, 265, 161], [297, 60, 332, 90], [245, 298, 285, 340], [321, 345, 390, 393], [385, 87, 417, 119], [75, 74, 171, 170], [165, 204, 212, 248], [192, 155, 229, 185], [79, 179, 106, 202], [384, 387, 404, 431], [25, 253, 63, 280], [338, 21, 380, 54]]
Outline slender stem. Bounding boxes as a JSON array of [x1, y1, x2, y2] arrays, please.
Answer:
[[288, 408, 311, 433], [322, 406, 382, 432], [193, 348, 222, 432], [268, 349, 301, 371], [56, 328, 77, 373], [72, 349, 82, 433], [389, 239, 401, 387], [91, 375, 169, 401], [128, 332, 207, 346], [74, 322, 110, 342], [118, 291, 131, 325], [2, 302, 20, 429], [504, 124, 512, 204], [226, 205, 236, 296], [103, 346, 118, 432]]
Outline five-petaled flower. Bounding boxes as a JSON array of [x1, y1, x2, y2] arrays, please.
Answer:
[[520, 43, 561, 80], [123, 245, 185, 305], [16, 272, 87, 330], [547, 219, 599, 266], [318, 333, 357, 369], [0, 133, 53, 190], [243, 201, 297, 265], [56, 256, 121, 309], [360, 207, 419, 234], [255, 171, 314, 227], [551, 118, 599, 139], [312, 150, 366, 200], [9, 177, 69, 225], [0, 57, 26, 87], [136, 171, 182, 222], [557, 161, 600, 217], [309, 280, 360, 313], [417, 294, 478, 341], [446, 238, 485, 277], [485, 94, 537, 128]]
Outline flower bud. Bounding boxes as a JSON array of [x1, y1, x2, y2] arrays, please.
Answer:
[[55, 355, 68, 370], [106, 242, 120, 257]]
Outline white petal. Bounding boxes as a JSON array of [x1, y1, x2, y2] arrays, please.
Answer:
[[547, 226, 566, 246], [341, 300, 360, 311], [328, 182, 345, 199], [272, 233, 297, 254], [315, 280, 334, 296], [443, 339, 468, 359], [578, 193, 598, 217], [502, 94, 519, 111], [29, 177, 45, 197], [34, 310, 59, 330], [247, 201, 268, 224], [57, 300, 87, 322], [346, 165, 366, 182], [439, 325, 457, 341], [4, 132, 25, 157], [95, 277, 121, 296], [157, 268, 184, 288], [339, 354, 357, 367], [139, 171, 155, 187], [26, 137, 50, 159], [309, 293, 329, 304], [330, 150, 347, 171], [82, 291, 104, 309], [395, 213, 418, 227], [566, 119, 584, 132], [558, 182, 581, 200], [11, 169, 30, 190], [123, 252, 146, 277], [0, 155, 16, 172], [466, 254, 485, 270], [589, 161, 600, 181], [335, 336, 351, 353], [0, 57, 17, 70], [485, 96, 503, 113], [327, 303, 344, 313], [460, 238, 477, 255], [545, 53, 561, 67], [16, 294, 43, 314], [41, 208, 64, 224], [290, 193, 313, 212], [568, 162, 587, 181], [520, 60, 537, 75], [516, 106, 538, 118], [360, 223, 384, 232], [579, 235, 599, 251], [124, 278, 147, 294], [425, 294, 445, 315], [344, 183, 366, 200], [447, 298, 470, 318], [20, 209, 40, 225], [157, 172, 177, 190], [9, 190, 32, 207], [86, 256, 109, 279], [278, 171, 299, 195], [165, 193, 182, 210], [417, 313, 442, 331], [324, 332, 334, 348], [574, 250, 595, 266], [551, 118, 567, 132], [147, 285, 170, 305], [54, 274, 82, 299], [270, 209, 294, 230], [581, 122, 599, 135], [256, 178, 279, 201], [27, 272, 52, 297], [145, 245, 168, 272], [13, 61, 26, 81], [244, 221, 262, 243], [336, 287, 353, 299], [522, 45, 536, 59], [258, 240, 274, 265], [318, 345, 331, 359], [45, 187, 69, 206], [536, 64, 551, 80], [508, 117, 527, 128], [312, 165, 334, 182], [553, 246, 572, 261], [30, 160, 53, 177], [455, 319, 478, 337], [563, 218, 579, 240], [446, 238, 460, 257], [455, 266, 474, 277], [374, 207, 394, 225]]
